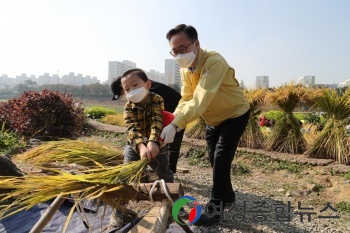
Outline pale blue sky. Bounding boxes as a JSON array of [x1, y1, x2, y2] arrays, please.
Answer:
[[1, 0, 349, 88]]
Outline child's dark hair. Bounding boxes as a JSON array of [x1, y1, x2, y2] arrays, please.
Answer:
[[122, 68, 148, 82]]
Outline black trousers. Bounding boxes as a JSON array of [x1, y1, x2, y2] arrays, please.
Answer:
[[167, 129, 185, 174], [206, 110, 250, 204]]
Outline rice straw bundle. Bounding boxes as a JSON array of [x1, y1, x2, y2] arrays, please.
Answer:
[[16, 139, 122, 167], [305, 88, 350, 164], [0, 158, 148, 219], [263, 83, 308, 154], [185, 117, 206, 139], [239, 88, 266, 149]]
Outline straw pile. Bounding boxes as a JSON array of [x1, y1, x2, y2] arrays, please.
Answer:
[[239, 88, 266, 149], [305, 88, 350, 164], [263, 83, 308, 154]]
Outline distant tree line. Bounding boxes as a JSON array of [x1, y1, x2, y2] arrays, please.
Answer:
[[0, 80, 112, 99], [0, 80, 181, 99]]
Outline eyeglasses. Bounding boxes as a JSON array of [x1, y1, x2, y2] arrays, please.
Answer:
[[170, 41, 194, 56]]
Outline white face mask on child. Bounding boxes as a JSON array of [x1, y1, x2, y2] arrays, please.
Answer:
[[125, 86, 147, 103]]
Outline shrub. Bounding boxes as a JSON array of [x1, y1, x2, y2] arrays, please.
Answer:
[[101, 114, 125, 126], [0, 123, 25, 153], [85, 106, 118, 119], [263, 110, 283, 122], [0, 90, 85, 140]]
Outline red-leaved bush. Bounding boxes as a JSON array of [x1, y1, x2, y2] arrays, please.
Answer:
[[0, 90, 85, 140]]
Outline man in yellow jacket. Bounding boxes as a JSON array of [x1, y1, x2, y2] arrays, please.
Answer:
[[161, 24, 250, 225]]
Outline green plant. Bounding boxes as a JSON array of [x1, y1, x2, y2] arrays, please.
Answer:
[[85, 106, 118, 119], [312, 183, 324, 193], [0, 123, 25, 153], [264, 110, 283, 122], [342, 171, 350, 179], [335, 201, 350, 213], [277, 161, 302, 174], [232, 162, 251, 175], [0, 90, 85, 140]]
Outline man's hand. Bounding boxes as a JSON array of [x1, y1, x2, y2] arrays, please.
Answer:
[[137, 143, 151, 161], [147, 141, 160, 158], [160, 124, 176, 145]]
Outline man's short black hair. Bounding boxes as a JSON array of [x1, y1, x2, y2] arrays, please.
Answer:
[[111, 76, 122, 100], [166, 24, 198, 42]]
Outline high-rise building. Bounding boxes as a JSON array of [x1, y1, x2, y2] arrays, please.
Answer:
[[108, 60, 136, 84], [298, 76, 315, 87], [255, 76, 269, 88], [0, 74, 15, 89], [338, 79, 350, 88], [61, 72, 99, 86], [38, 73, 59, 85], [164, 59, 180, 86], [147, 69, 165, 83]]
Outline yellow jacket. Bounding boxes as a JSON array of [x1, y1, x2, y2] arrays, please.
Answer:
[[173, 48, 250, 128]]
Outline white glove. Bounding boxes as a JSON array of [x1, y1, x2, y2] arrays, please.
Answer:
[[160, 124, 176, 145]]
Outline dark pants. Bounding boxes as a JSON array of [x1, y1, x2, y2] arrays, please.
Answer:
[[167, 129, 185, 173], [206, 110, 250, 205], [123, 144, 174, 183]]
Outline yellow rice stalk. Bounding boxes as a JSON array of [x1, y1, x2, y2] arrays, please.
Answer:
[[263, 83, 308, 154], [0, 158, 148, 219], [185, 117, 206, 139], [305, 88, 350, 164], [239, 88, 266, 149], [16, 139, 122, 167]]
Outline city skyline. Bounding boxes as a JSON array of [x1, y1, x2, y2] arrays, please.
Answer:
[[1, 0, 349, 88]]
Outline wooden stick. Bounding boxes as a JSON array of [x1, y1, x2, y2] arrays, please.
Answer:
[[150, 199, 171, 233], [29, 195, 67, 233], [129, 199, 172, 233]]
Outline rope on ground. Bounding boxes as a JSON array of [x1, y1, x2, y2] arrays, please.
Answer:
[[149, 179, 174, 204]]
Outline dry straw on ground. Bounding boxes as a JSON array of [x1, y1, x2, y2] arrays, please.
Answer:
[[0, 139, 148, 230]]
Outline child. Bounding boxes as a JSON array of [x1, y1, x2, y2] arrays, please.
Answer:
[[121, 68, 174, 183]]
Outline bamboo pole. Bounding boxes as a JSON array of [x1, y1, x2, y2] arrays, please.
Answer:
[[29, 195, 67, 233]]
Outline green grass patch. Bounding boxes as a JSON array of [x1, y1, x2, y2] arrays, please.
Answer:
[[0, 123, 25, 153], [342, 171, 350, 180], [232, 162, 251, 176], [85, 106, 118, 119], [186, 147, 210, 166], [335, 201, 350, 213], [238, 152, 303, 174]]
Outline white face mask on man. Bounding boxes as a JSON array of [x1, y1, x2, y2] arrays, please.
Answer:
[[125, 86, 148, 103], [175, 51, 196, 68]]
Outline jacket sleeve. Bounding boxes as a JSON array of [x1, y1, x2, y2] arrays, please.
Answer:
[[148, 95, 164, 145], [124, 102, 144, 152], [172, 56, 229, 129]]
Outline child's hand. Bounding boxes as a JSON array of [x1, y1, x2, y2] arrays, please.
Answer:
[[137, 143, 151, 161], [147, 141, 160, 158]]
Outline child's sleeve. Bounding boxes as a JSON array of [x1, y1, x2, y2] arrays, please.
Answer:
[[124, 102, 144, 151], [149, 95, 164, 145]]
